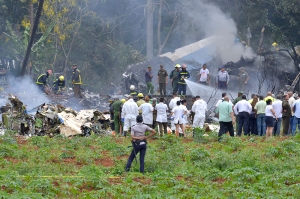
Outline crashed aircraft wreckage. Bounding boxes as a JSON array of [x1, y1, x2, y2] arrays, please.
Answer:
[[1, 94, 111, 137]]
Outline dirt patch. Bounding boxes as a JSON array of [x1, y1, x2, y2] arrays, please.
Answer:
[[52, 181, 59, 187], [94, 157, 114, 167], [4, 157, 19, 164], [181, 138, 194, 143], [212, 178, 226, 184], [16, 137, 27, 145], [101, 150, 110, 157], [176, 176, 184, 181], [113, 138, 124, 144], [116, 155, 128, 160], [108, 177, 123, 185], [133, 177, 152, 185], [247, 143, 258, 147]]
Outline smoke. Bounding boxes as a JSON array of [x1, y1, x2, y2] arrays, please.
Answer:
[[185, 1, 254, 64], [6, 75, 50, 110]]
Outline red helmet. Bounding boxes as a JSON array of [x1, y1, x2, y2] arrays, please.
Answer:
[[47, 70, 53, 75], [182, 64, 187, 68]]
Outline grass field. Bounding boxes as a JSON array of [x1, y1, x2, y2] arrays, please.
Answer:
[[0, 129, 300, 198]]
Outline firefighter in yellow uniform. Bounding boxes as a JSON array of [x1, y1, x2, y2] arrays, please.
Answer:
[[71, 64, 82, 98], [36, 70, 52, 93]]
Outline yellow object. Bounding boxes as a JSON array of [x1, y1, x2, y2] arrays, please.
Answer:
[[175, 64, 181, 68], [272, 42, 278, 47], [121, 99, 126, 103], [59, 76, 64, 81], [137, 93, 144, 97], [0, 87, 4, 91]]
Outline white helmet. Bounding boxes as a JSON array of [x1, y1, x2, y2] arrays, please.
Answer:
[[130, 85, 135, 90]]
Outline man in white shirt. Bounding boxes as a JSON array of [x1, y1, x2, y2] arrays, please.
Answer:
[[169, 92, 181, 133], [234, 95, 252, 136], [121, 96, 139, 136], [272, 94, 282, 136], [199, 64, 210, 84], [192, 96, 207, 128]]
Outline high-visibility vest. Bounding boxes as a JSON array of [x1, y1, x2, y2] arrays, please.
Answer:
[[72, 69, 82, 84], [36, 74, 46, 85]]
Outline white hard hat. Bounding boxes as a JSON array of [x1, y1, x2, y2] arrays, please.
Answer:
[[130, 85, 135, 90]]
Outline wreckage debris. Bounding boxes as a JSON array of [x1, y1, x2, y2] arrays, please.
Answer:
[[1, 94, 111, 137]]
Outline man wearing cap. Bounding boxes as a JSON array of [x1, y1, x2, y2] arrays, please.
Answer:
[[177, 64, 190, 98], [137, 93, 145, 114], [282, 93, 292, 135], [169, 64, 181, 94], [238, 67, 249, 92], [216, 66, 229, 90], [199, 64, 210, 85], [156, 65, 168, 96], [72, 64, 82, 98], [145, 66, 154, 94]]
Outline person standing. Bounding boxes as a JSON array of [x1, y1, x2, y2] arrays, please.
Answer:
[[292, 93, 300, 136], [170, 101, 187, 137], [169, 92, 181, 133], [232, 91, 243, 132], [121, 96, 139, 136], [71, 64, 82, 98], [125, 115, 156, 173], [198, 64, 210, 84], [169, 64, 181, 94], [138, 96, 153, 127], [192, 96, 207, 128], [272, 94, 283, 136], [112, 99, 125, 135], [36, 70, 52, 93], [177, 64, 190, 98], [137, 93, 145, 114], [254, 95, 267, 136], [282, 93, 292, 135], [155, 98, 168, 136], [156, 65, 168, 96], [234, 95, 252, 136], [249, 95, 258, 135], [265, 99, 277, 138], [215, 96, 235, 139], [129, 85, 138, 97], [145, 66, 154, 94], [237, 67, 249, 92], [151, 98, 158, 129], [216, 66, 229, 90], [288, 92, 295, 134]]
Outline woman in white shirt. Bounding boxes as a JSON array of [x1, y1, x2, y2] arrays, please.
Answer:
[[265, 99, 277, 138], [170, 101, 187, 137], [155, 98, 169, 136], [138, 96, 153, 127]]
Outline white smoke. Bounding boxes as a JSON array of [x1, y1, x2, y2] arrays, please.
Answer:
[[185, 1, 254, 64]]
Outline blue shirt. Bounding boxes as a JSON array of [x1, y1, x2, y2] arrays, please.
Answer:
[[145, 70, 152, 82], [292, 99, 300, 118]]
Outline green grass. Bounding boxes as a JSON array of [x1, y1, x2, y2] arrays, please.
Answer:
[[0, 129, 300, 198]]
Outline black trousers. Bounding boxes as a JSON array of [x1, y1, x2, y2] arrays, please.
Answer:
[[125, 143, 147, 173], [218, 121, 234, 138], [238, 112, 249, 136], [157, 122, 168, 135], [282, 116, 291, 135]]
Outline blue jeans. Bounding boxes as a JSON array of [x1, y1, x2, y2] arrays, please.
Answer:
[[292, 117, 300, 136], [257, 113, 266, 136], [125, 142, 147, 173], [178, 84, 187, 96], [273, 117, 282, 136], [289, 116, 294, 135]]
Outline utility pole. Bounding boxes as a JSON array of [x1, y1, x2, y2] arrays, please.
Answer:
[[146, 0, 153, 60]]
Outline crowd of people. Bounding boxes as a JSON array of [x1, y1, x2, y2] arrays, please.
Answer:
[[216, 91, 299, 139], [109, 92, 208, 137]]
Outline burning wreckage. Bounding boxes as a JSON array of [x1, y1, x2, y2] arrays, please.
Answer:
[[1, 94, 112, 137]]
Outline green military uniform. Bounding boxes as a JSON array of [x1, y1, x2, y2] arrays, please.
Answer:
[[169, 69, 180, 94], [112, 101, 123, 135]]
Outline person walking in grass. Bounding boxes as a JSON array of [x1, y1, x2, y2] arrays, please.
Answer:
[[265, 99, 277, 138]]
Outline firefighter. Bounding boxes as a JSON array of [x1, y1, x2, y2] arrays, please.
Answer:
[[177, 64, 190, 98], [36, 70, 52, 93], [72, 64, 82, 98], [169, 64, 181, 94], [53, 75, 66, 94], [129, 85, 137, 97]]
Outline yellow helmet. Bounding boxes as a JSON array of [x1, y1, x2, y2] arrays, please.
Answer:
[[59, 76, 64, 81], [137, 93, 144, 97], [175, 64, 181, 68], [121, 99, 126, 103], [272, 42, 278, 47]]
